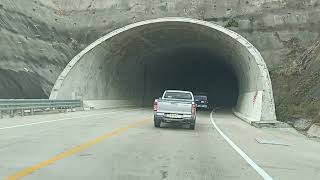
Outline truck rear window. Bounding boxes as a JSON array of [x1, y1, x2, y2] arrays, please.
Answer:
[[164, 92, 192, 100]]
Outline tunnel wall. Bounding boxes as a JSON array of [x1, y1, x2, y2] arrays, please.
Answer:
[[50, 17, 276, 122]]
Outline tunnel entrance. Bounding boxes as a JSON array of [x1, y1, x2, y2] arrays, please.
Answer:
[[141, 46, 239, 108], [50, 17, 276, 122]]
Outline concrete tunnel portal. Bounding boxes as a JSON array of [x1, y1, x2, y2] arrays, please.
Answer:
[[50, 17, 277, 122]]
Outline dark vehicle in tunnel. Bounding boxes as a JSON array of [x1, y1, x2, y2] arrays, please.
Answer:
[[194, 95, 209, 110], [153, 90, 197, 130]]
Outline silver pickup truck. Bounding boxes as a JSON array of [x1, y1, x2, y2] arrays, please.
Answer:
[[153, 90, 197, 130]]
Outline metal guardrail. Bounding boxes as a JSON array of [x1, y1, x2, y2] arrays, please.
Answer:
[[0, 99, 82, 119]]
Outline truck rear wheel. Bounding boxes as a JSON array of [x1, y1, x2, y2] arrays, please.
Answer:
[[154, 119, 161, 128], [189, 124, 195, 130]]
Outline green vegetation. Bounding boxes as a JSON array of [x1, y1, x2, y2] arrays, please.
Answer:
[[271, 67, 320, 124], [224, 18, 239, 28]]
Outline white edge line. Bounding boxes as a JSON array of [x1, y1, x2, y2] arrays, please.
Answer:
[[0, 108, 142, 130], [210, 111, 273, 180]]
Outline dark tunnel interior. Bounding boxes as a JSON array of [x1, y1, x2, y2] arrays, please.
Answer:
[[140, 46, 239, 108]]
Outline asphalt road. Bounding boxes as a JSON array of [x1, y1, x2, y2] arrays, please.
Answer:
[[1, 108, 320, 180]]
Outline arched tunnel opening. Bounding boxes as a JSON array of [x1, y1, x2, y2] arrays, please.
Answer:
[[140, 46, 239, 108], [50, 18, 276, 122]]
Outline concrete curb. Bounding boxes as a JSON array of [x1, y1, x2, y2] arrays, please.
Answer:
[[233, 108, 288, 128]]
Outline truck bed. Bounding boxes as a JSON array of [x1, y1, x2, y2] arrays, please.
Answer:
[[157, 99, 192, 115]]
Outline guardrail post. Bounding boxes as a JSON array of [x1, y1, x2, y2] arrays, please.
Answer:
[[31, 108, 34, 115], [21, 109, 24, 117], [0, 110, 3, 119], [10, 110, 14, 118]]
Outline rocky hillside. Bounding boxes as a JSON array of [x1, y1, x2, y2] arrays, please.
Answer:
[[0, 0, 320, 123], [272, 40, 320, 123]]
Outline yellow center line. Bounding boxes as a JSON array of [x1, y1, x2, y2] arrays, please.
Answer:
[[4, 119, 149, 180]]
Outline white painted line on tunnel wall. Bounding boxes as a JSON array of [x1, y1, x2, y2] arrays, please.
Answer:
[[210, 111, 274, 180], [0, 109, 142, 131]]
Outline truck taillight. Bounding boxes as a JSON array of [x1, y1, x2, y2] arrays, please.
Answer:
[[192, 103, 196, 115], [153, 100, 158, 111]]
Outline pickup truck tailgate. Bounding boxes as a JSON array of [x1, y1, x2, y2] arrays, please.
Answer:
[[157, 100, 192, 114]]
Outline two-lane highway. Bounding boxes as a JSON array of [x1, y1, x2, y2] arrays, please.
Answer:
[[1, 108, 320, 180], [0, 108, 260, 180]]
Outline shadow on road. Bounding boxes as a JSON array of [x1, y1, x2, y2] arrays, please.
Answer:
[[159, 123, 193, 130]]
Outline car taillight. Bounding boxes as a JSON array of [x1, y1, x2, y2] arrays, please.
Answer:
[[192, 103, 196, 115], [153, 100, 158, 111]]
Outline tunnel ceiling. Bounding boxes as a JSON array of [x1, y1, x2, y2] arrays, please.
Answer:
[[50, 17, 276, 122]]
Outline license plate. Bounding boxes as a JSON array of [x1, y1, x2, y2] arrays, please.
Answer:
[[166, 114, 182, 119]]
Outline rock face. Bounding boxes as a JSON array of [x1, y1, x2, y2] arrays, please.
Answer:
[[0, 0, 320, 122], [293, 118, 313, 131], [307, 124, 320, 138]]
